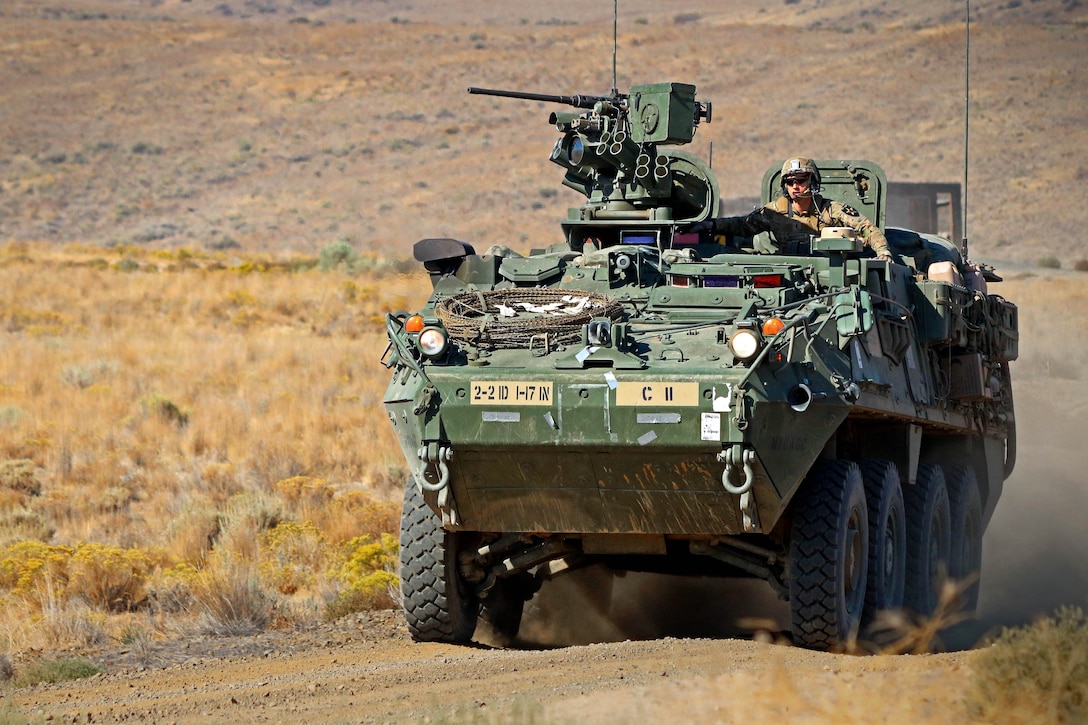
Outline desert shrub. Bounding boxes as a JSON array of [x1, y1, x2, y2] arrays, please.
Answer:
[[1038, 256, 1062, 269], [62, 358, 113, 383], [339, 279, 371, 302], [222, 289, 257, 307], [146, 562, 199, 615], [66, 543, 159, 612], [208, 235, 240, 251], [189, 557, 274, 636], [296, 489, 398, 547], [161, 498, 221, 565], [1074, 259, 1088, 272], [132, 223, 179, 243], [969, 606, 1088, 723], [318, 490, 399, 545], [318, 240, 359, 272], [0, 406, 26, 429], [217, 491, 284, 561], [139, 393, 189, 427], [258, 521, 327, 595], [40, 601, 110, 648], [0, 507, 54, 547], [0, 542, 73, 602], [324, 533, 398, 620], [14, 656, 101, 687], [275, 476, 336, 506], [0, 542, 161, 612], [359, 256, 417, 277], [0, 459, 39, 496]]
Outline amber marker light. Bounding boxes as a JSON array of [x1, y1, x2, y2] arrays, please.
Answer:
[[762, 317, 785, 336], [405, 315, 425, 333]]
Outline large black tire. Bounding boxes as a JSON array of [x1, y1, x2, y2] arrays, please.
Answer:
[[903, 463, 952, 617], [789, 459, 869, 651], [399, 481, 479, 643], [859, 459, 907, 624], [946, 464, 983, 614]]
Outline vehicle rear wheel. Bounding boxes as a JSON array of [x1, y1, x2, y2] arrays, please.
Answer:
[[399, 480, 479, 643], [904, 463, 951, 617], [480, 575, 532, 645], [946, 464, 983, 614], [859, 459, 906, 624], [789, 459, 869, 651]]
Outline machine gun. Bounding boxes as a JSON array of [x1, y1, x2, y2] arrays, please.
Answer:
[[467, 83, 718, 235], [468, 86, 618, 111]]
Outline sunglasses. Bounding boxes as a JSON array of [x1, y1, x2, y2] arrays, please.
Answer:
[[784, 176, 811, 186]]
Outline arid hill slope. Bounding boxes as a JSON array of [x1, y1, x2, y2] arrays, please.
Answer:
[[1, 1, 1086, 268]]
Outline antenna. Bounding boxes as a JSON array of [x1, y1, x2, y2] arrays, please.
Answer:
[[611, 0, 619, 95], [962, 0, 971, 259]]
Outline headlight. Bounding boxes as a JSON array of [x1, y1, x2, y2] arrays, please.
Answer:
[[417, 327, 449, 358], [729, 329, 763, 361]]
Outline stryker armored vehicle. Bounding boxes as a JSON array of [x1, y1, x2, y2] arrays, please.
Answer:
[[382, 81, 1017, 650]]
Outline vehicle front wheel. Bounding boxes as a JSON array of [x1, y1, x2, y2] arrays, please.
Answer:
[[789, 459, 869, 651], [399, 480, 479, 643]]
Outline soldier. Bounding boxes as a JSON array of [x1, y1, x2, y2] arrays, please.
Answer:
[[693, 157, 894, 260]]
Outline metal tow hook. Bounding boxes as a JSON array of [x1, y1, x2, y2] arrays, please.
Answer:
[[417, 443, 453, 493], [718, 445, 760, 532], [717, 445, 755, 495]]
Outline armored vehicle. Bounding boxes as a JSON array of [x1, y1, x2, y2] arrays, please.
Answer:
[[382, 82, 1017, 650]]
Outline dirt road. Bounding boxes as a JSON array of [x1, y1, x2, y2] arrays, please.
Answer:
[[12, 608, 975, 724]]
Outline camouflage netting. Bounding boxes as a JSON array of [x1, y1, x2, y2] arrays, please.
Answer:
[[435, 288, 624, 350]]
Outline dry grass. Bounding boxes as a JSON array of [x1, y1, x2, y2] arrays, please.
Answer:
[[969, 606, 1088, 724], [0, 242, 413, 650]]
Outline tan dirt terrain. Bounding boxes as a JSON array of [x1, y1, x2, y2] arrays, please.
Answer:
[[14, 610, 974, 723]]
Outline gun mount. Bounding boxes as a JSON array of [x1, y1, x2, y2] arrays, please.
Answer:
[[469, 84, 717, 246]]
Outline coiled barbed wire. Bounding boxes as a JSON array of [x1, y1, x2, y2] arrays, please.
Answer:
[[436, 288, 624, 350]]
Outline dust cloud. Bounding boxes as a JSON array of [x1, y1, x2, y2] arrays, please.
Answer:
[[519, 379, 1088, 650], [977, 379, 1088, 629], [519, 567, 788, 647]]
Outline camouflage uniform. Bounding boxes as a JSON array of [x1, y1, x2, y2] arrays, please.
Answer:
[[716, 195, 892, 257]]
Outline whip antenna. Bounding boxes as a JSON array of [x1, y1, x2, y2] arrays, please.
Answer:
[[611, 0, 619, 95], [962, 0, 971, 259]]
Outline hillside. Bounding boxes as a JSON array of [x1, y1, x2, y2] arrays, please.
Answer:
[[1, 1, 1086, 268]]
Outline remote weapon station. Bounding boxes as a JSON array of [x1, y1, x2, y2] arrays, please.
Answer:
[[382, 46, 1016, 652]]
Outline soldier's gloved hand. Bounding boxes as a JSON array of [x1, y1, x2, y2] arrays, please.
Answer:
[[687, 218, 718, 235], [876, 249, 894, 263]]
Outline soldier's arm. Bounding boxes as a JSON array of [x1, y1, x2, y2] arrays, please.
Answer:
[[831, 202, 893, 258], [714, 207, 776, 243]]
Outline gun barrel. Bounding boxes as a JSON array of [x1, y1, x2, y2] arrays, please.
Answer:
[[467, 87, 603, 109]]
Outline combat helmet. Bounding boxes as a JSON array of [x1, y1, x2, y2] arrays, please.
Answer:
[[780, 157, 821, 192]]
